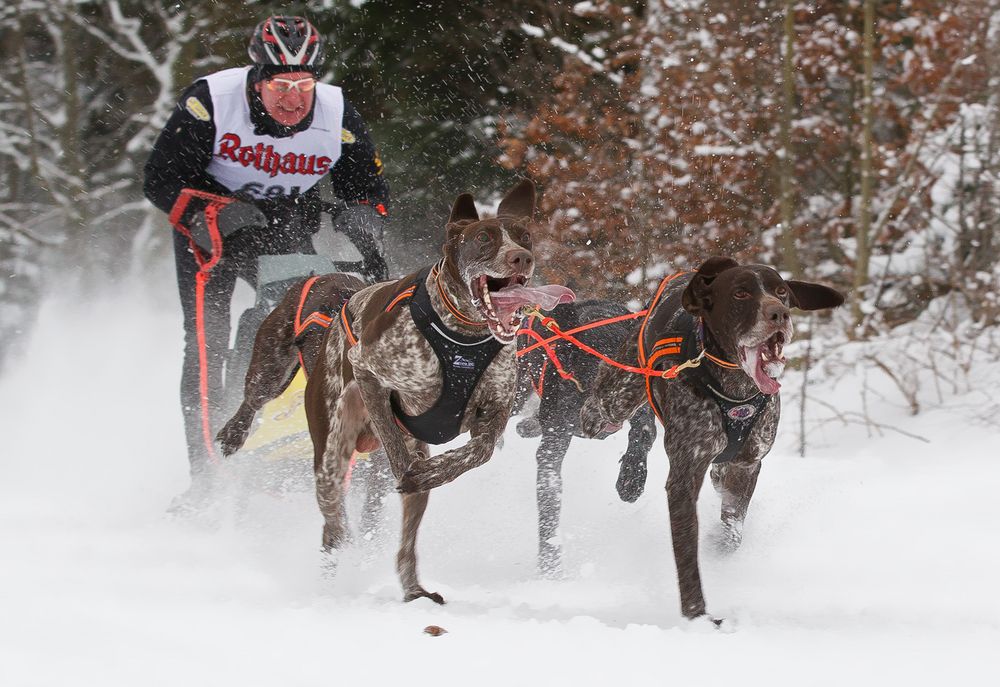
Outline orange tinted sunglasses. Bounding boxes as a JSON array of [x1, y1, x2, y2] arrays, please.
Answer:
[[265, 77, 317, 93]]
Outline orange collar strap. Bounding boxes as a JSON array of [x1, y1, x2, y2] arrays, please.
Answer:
[[705, 350, 739, 369], [431, 262, 486, 328]]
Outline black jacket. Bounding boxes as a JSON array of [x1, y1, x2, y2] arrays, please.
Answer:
[[143, 73, 389, 234]]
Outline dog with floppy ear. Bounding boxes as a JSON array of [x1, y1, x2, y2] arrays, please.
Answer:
[[306, 179, 574, 603], [581, 256, 844, 623]]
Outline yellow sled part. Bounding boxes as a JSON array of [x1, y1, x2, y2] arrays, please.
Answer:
[[241, 368, 369, 463], [241, 368, 312, 462]]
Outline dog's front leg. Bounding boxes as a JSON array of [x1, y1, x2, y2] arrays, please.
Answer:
[[352, 365, 414, 480], [613, 405, 655, 503], [663, 439, 721, 621], [397, 447, 444, 604], [398, 395, 513, 493], [710, 459, 763, 552]]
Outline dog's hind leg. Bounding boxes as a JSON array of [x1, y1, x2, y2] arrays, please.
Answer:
[[709, 460, 763, 553], [358, 448, 392, 540], [536, 426, 572, 577], [397, 442, 444, 605], [616, 405, 657, 503], [217, 313, 301, 457]]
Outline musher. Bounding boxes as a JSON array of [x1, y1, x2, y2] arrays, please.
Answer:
[[143, 15, 389, 503]]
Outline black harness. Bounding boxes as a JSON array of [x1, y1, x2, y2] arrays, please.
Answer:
[[341, 265, 503, 445], [645, 276, 772, 464]]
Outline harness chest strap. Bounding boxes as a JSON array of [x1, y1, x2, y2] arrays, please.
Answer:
[[338, 266, 503, 445]]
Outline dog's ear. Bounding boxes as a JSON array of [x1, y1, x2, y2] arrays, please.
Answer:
[[449, 193, 479, 224], [694, 256, 739, 279], [681, 257, 739, 315], [785, 280, 846, 311], [497, 179, 536, 221], [445, 193, 479, 244]]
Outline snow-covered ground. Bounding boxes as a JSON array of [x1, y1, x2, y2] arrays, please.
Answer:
[[1, 281, 997, 687]]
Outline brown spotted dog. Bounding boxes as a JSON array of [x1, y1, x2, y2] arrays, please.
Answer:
[[305, 179, 574, 603], [581, 257, 844, 623], [216, 272, 395, 527]]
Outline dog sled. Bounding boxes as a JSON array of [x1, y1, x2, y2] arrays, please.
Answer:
[[213, 200, 384, 489]]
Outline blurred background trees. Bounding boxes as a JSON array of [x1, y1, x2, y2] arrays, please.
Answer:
[[2, 0, 999, 367]]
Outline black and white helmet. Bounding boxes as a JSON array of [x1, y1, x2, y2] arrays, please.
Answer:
[[248, 16, 325, 69]]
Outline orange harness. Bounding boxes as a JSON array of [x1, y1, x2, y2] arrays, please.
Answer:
[[515, 310, 648, 392], [634, 272, 738, 422], [292, 276, 334, 378], [516, 271, 740, 425]]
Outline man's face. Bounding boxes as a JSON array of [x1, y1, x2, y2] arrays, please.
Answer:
[[255, 70, 316, 127]]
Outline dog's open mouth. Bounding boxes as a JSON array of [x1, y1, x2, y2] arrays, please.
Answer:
[[471, 275, 575, 344], [738, 331, 786, 395]]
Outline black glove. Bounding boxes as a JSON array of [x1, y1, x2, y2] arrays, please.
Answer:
[[333, 204, 388, 281], [187, 200, 268, 255], [217, 200, 268, 237]]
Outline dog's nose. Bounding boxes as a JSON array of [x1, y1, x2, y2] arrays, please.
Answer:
[[506, 249, 533, 272], [764, 300, 790, 326]]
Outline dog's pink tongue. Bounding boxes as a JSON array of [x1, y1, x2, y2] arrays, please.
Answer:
[[741, 346, 782, 395], [490, 284, 576, 314]]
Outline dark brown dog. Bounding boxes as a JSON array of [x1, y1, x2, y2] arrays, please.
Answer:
[[216, 272, 396, 525], [217, 272, 365, 457], [305, 180, 573, 603], [581, 257, 844, 623]]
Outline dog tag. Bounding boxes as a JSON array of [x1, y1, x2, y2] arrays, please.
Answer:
[[727, 404, 757, 422]]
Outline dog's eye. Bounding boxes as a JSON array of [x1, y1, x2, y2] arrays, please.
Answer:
[[477, 231, 491, 244], [521, 231, 531, 243], [775, 286, 788, 298], [734, 289, 751, 300]]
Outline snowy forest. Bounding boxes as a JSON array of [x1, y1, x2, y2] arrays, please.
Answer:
[[3, 1, 999, 363]]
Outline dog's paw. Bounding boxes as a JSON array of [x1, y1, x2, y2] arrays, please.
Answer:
[[318, 548, 339, 581], [713, 517, 744, 554], [397, 457, 452, 493], [615, 452, 648, 503], [516, 416, 543, 438], [687, 613, 732, 632], [216, 409, 254, 457], [404, 587, 446, 605], [537, 541, 564, 580]]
